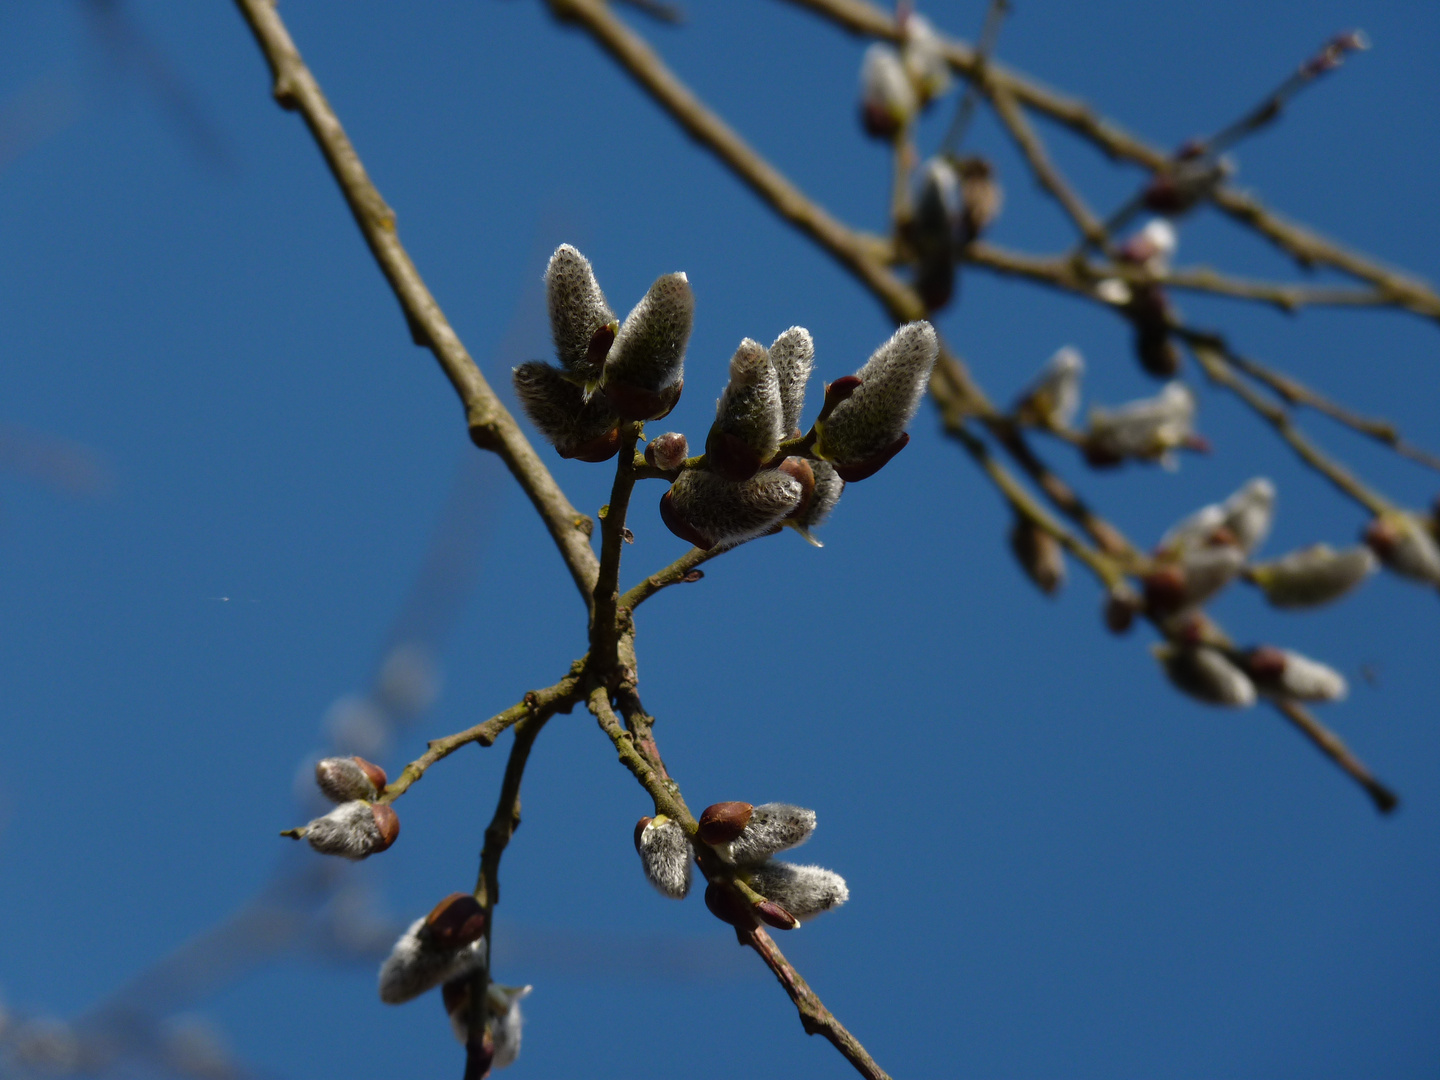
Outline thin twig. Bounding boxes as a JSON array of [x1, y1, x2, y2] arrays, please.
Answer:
[[1272, 699, 1397, 814], [592, 424, 643, 668], [778, 0, 1440, 321], [1183, 336, 1394, 516], [1221, 352, 1440, 474], [232, 0, 601, 603], [380, 671, 586, 803], [987, 84, 1107, 246], [939, 0, 1010, 155], [619, 545, 719, 611]]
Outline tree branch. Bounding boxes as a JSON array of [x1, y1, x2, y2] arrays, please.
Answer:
[[232, 0, 600, 603], [380, 670, 586, 804]]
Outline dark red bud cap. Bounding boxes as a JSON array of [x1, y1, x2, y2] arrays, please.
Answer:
[[425, 893, 487, 950], [1104, 591, 1137, 635], [704, 882, 753, 929], [659, 489, 716, 551], [1244, 645, 1288, 681], [633, 816, 653, 853], [818, 375, 862, 421], [777, 458, 816, 521], [604, 380, 682, 422], [371, 803, 400, 852], [706, 430, 764, 482], [833, 431, 909, 483], [754, 900, 801, 931], [585, 322, 617, 370], [1363, 516, 1396, 556], [558, 426, 622, 463], [698, 802, 754, 846], [352, 756, 388, 793], [1143, 564, 1187, 614]]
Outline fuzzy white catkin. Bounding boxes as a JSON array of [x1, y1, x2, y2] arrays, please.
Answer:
[[744, 862, 849, 922], [1257, 651, 1349, 703], [900, 13, 951, 101], [768, 327, 815, 434], [545, 245, 614, 379], [818, 322, 938, 466], [305, 801, 384, 859], [1249, 544, 1377, 609], [377, 918, 487, 1005], [1087, 382, 1196, 463], [859, 43, 917, 133], [1157, 645, 1256, 708], [488, 983, 532, 1070], [1159, 478, 1275, 556], [314, 757, 379, 803], [797, 461, 844, 531], [1174, 545, 1247, 609], [638, 816, 692, 900], [1017, 347, 1084, 430], [712, 339, 784, 459], [1370, 512, 1440, 584], [722, 804, 817, 867], [603, 272, 692, 395], [665, 468, 803, 550], [512, 361, 620, 456]]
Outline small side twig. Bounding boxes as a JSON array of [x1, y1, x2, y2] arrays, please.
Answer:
[[619, 546, 718, 612], [380, 671, 585, 803], [1272, 699, 1397, 814]]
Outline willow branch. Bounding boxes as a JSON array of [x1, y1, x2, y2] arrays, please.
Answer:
[[381, 670, 586, 803], [545, 0, 927, 324], [1183, 336, 1394, 516], [619, 545, 718, 612], [587, 686, 893, 1080], [592, 424, 643, 668], [1272, 699, 1397, 814], [780, 0, 1440, 321], [1221, 352, 1440, 474], [987, 84, 1107, 246], [232, 0, 600, 603]]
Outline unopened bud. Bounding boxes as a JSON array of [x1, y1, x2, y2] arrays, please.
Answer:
[[957, 156, 1002, 245], [512, 361, 621, 462], [1009, 518, 1066, 596], [644, 432, 689, 471], [1154, 644, 1256, 707], [704, 881, 753, 929], [1246, 543, 1377, 609], [1103, 584, 1141, 634], [769, 327, 815, 434], [315, 756, 387, 803], [859, 43, 917, 138], [424, 893, 487, 951], [301, 800, 398, 860], [546, 245, 615, 384], [910, 156, 961, 309], [754, 899, 801, 931], [636, 814, 692, 900], [815, 322, 937, 481], [1242, 646, 1348, 703], [660, 467, 803, 550], [603, 272, 692, 421], [707, 338, 784, 481], [720, 803, 817, 867], [1014, 346, 1084, 430], [1364, 511, 1440, 585], [698, 801, 754, 846], [743, 862, 849, 922], [378, 910, 486, 1004]]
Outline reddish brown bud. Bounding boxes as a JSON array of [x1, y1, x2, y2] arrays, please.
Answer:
[[1243, 645, 1289, 681], [643, 432, 688, 470], [1104, 589, 1139, 634], [557, 426, 622, 463], [659, 488, 715, 550], [707, 430, 765, 482], [604, 380, 682, 423], [777, 458, 816, 522], [585, 321, 617, 371], [681, 569, 705, 583], [833, 431, 910, 483], [1143, 564, 1188, 614], [703, 882, 753, 929], [353, 757, 388, 792], [424, 893, 487, 951], [817, 375, 862, 421], [633, 816, 653, 853], [371, 803, 400, 852], [754, 899, 801, 931], [698, 802, 755, 846]]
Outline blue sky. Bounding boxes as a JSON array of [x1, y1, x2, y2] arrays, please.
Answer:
[[1, 2, 1437, 1078]]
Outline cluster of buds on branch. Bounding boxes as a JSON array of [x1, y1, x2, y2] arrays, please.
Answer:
[[635, 801, 848, 931], [516, 245, 938, 552], [283, 756, 399, 859]]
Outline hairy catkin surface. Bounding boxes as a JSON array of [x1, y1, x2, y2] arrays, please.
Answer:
[[768, 327, 815, 434], [820, 322, 937, 465], [604, 272, 693, 393], [546, 245, 615, 379], [726, 803, 816, 866], [744, 861, 849, 921]]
